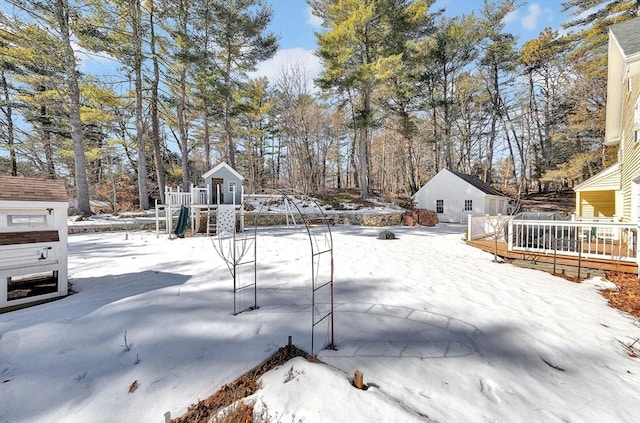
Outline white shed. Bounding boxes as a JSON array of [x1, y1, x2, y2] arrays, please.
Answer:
[[0, 176, 68, 310], [413, 169, 509, 223]]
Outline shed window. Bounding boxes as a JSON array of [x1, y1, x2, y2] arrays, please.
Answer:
[[436, 200, 444, 214], [228, 181, 237, 193], [6, 214, 48, 229], [464, 200, 473, 211]]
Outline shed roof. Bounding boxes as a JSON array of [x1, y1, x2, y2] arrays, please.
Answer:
[[0, 176, 67, 202], [202, 162, 244, 181], [449, 170, 506, 197]]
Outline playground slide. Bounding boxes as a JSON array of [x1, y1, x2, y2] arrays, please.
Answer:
[[173, 205, 190, 238]]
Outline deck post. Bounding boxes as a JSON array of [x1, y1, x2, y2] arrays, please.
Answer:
[[507, 219, 514, 251], [155, 199, 159, 237]]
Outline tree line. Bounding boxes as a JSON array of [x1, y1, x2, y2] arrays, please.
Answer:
[[0, 0, 638, 215]]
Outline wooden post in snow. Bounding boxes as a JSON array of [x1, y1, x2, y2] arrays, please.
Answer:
[[353, 370, 364, 389]]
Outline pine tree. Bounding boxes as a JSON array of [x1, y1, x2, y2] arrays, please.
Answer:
[[310, 0, 434, 198], [2, 0, 91, 214]]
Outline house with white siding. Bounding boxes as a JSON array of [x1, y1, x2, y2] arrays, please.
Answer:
[[413, 169, 509, 223], [574, 17, 640, 223]]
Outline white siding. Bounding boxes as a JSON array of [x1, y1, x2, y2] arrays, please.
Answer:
[[632, 175, 640, 223], [414, 170, 506, 223]]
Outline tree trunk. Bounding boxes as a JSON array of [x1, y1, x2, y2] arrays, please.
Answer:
[[359, 89, 373, 198], [132, 0, 149, 210], [1, 69, 17, 176], [148, 0, 165, 204], [203, 115, 211, 170], [404, 134, 417, 194], [177, 67, 190, 191], [485, 63, 500, 185], [39, 102, 56, 179], [56, 0, 90, 215]]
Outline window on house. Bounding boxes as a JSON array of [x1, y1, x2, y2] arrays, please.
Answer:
[[436, 200, 444, 214], [228, 181, 237, 193], [464, 200, 473, 211]]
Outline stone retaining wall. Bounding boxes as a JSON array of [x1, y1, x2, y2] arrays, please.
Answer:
[[68, 211, 405, 234], [68, 222, 158, 234]]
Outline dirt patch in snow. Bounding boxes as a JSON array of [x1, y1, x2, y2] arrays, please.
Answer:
[[172, 343, 322, 423]]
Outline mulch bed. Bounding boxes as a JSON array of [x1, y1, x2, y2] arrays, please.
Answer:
[[172, 342, 323, 423], [602, 272, 640, 319]]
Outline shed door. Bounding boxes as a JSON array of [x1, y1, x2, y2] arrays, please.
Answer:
[[211, 178, 224, 204]]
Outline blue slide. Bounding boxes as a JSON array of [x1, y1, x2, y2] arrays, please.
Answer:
[[173, 205, 190, 238]]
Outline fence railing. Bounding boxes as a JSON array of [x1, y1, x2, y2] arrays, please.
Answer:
[[164, 187, 208, 206], [468, 215, 638, 263], [509, 219, 637, 262], [165, 192, 192, 207]]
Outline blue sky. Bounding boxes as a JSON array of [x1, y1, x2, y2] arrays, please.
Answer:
[[0, 0, 572, 83], [256, 0, 572, 81]]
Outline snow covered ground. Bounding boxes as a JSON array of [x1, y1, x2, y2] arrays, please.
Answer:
[[1, 224, 639, 422]]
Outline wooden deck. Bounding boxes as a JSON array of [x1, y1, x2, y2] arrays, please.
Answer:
[[468, 239, 639, 275]]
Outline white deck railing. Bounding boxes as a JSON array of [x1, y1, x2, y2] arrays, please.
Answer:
[[164, 186, 209, 207], [165, 192, 191, 207], [508, 220, 637, 262], [468, 215, 639, 264]]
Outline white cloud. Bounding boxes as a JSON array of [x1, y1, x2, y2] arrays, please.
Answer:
[[503, 9, 519, 25], [521, 3, 542, 30], [306, 6, 323, 28], [252, 47, 322, 86]]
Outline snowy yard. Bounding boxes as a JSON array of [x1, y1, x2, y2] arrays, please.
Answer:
[[1, 224, 639, 422]]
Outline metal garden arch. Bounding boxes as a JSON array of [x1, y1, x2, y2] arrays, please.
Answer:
[[211, 189, 335, 355]]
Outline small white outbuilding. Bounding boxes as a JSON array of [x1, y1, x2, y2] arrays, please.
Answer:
[[202, 162, 244, 205], [0, 176, 68, 310], [413, 169, 509, 223]]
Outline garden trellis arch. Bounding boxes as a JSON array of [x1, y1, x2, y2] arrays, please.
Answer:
[[211, 189, 335, 355]]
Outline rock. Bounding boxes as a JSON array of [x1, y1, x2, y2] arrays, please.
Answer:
[[378, 230, 396, 240]]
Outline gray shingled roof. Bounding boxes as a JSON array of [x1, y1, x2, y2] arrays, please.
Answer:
[[449, 170, 506, 197], [610, 17, 640, 57], [0, 176, 68, 202]]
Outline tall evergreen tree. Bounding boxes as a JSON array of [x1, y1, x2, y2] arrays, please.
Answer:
[[205, 0, 278, 169], [310, 0, 434, 198], [2, 0, 91, 214], [81, 0, 150, 209], [421, 14, 480, 173]]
